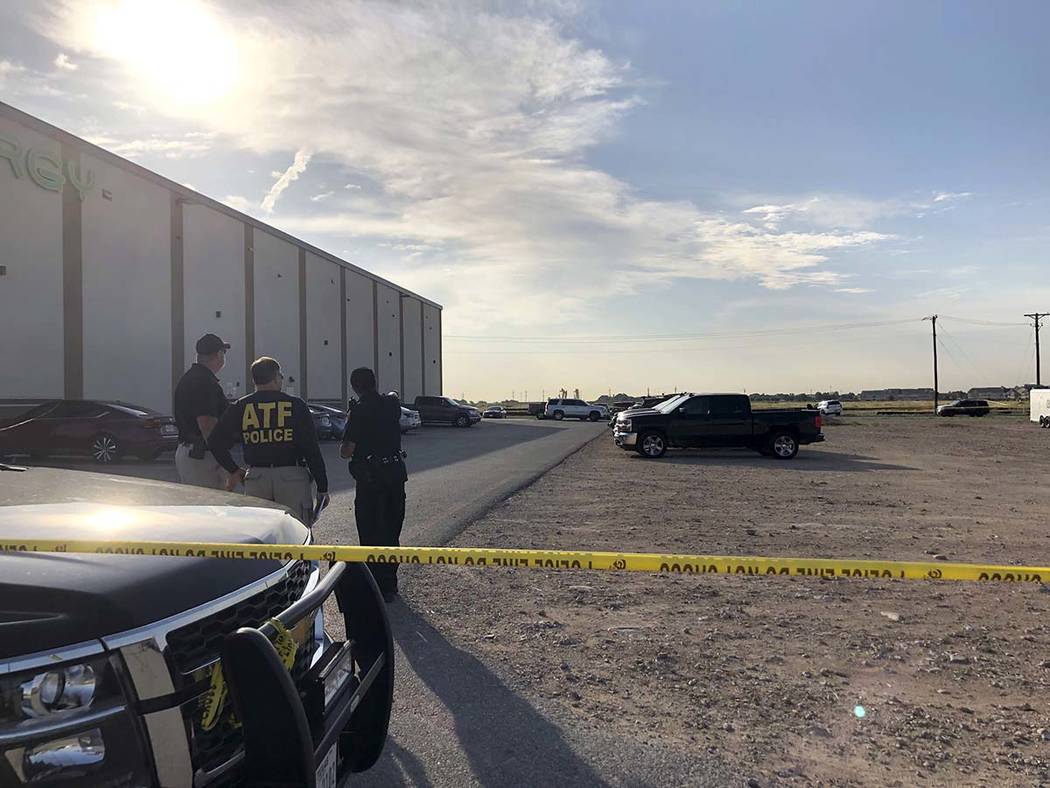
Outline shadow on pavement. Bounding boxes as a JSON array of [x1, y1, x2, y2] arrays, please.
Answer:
[[367, 602, 607, 788], [325, 422, 567, 493], [630, 449, 916, 473], [369, 736, 434, 788]]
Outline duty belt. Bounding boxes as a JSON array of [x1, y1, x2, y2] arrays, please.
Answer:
[[365, 451, 407, 465]]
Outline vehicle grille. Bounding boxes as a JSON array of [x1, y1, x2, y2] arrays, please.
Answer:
[[165, 560, 315, 779]]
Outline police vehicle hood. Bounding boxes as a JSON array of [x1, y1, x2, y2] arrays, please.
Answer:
[[0, 467, 309, 658]]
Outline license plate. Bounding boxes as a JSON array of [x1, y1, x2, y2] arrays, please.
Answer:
[[315, 743, 337, 788], [322, 643, 354, 710], [161, 425, 177, 436]]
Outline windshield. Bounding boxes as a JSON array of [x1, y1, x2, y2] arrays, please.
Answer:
[[655, 394, 691, 414]]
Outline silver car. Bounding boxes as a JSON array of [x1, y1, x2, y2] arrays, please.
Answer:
[[400, 406, 422, 433]]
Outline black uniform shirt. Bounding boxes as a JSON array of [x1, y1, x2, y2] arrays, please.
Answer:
[[173, 363, 227, 443], [208, 390, 329, 493], [345, 392, 403, 463]]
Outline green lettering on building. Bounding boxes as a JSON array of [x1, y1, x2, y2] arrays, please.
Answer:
[[0, 131, 95, 200]]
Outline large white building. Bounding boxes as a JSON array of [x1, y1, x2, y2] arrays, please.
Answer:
[[0, 102, 442, 415]]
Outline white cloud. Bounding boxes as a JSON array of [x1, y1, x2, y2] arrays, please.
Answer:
[[344, 183, 361, 190], [53, 52, 78, 70], [41, 0, 902, 330], [222, 194, 255, 213], [0, 59, 26, 76], [84, 132, 215, 159], [834, 287, 873, 294], [261, 148, 311, 213], [310, 190, 334, 202], [932, 191, 973, 203]]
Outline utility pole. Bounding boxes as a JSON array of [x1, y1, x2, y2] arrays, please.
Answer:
[[924, 315, 939, 413], [1024, 312, 1049, 386]]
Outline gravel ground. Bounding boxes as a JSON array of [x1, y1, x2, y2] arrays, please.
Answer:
[[398, 417, 1050, 786]]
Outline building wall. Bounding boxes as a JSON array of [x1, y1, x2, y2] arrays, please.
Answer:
[[306, 252, 342, 401], [81, 152, 172, 411], [423, 303, 442, 395], [401, 296, 423, 402], [375, 283, 401, 394], [0, 103, 440, 415], [345, 270, 375, 394], [0, 116, 64, 398], [182, 204, 246, 399], [253, 230, 301, 395]]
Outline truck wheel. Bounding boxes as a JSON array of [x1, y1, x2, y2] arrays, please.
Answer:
[[637, 431, 667, 459], [588, 411, 600, 422], [552, 410, 565, 421], [769, 432, 799, 460], [455, 414, 469, 428]]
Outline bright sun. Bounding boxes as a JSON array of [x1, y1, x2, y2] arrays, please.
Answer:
[[89, 0, 240, 108]]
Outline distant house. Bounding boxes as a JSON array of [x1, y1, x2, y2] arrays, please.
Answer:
[[967, 386, 1020, 401], [858, 388, 936, 401]]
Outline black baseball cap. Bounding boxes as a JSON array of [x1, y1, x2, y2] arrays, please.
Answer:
[[196, 333, 231, 354]]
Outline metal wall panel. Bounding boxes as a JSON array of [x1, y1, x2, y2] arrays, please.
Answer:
[[305, 252, 342, 401], [252, 230, 301, 395], [423, 303, 442, 396], [82, 153, 171, 411], [401, 297, 423, 402], [0, 116, 64, 398], [375, 283, 401, 395], [345, 269, 375, 391], [181, 205, 246, 399]]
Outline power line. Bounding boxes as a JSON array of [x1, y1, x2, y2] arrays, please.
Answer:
[[939, 314, 1029, 327], [445, 318, 922, 343]]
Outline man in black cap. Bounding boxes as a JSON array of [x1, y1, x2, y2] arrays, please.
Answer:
[[173, 333, 231, 489], [208, 356, 329, 525], [340, 366, 407, 601]]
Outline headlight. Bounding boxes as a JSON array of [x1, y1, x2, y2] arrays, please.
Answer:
[[2, 654, 152, 786], [20, 664, 97, 718], [618, 419, 632, 431]]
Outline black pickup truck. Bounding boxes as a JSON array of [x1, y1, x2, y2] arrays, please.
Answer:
[[613, 393, 824, 459], [0, 465, 392, 787]]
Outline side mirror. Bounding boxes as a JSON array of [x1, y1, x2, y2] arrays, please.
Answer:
[[677, 407, 687, 414]]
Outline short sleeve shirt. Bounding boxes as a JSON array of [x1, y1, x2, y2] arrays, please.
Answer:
[[173, 363, 228, 442]]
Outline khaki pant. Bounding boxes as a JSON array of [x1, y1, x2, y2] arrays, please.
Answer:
[[244, 465, 316, 526], [175, 444, 226, 489]]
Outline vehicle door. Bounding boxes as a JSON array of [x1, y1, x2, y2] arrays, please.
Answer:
[[666, 396, 711, 447], [0, 402, 59, 454], [566, 399, 585, 418], [48, 401, 109, 451], [706, 395, 754, 445], [442, 398, 463, 420], [416, 397, 439, 421]]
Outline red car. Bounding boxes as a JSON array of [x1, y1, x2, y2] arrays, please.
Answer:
[[0, 400, 179, 463]]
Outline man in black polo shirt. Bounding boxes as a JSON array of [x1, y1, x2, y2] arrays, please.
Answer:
[[173, 333, 230, 489], [208, 356, 329, 525], [340, 366, 406, 600]]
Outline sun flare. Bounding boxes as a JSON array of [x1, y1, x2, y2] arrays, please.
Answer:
[[88, 0, 240, 107]]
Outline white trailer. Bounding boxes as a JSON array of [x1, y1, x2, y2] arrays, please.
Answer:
[[1029, 388, 1050, 423]]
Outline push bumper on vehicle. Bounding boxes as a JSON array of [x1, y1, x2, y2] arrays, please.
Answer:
[[614, 431, 638, 448], [221, 561, 393, 788]]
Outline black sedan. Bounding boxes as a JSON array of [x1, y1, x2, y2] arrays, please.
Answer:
[[0, 400, 178, 463], [483, 405, 507, 419]]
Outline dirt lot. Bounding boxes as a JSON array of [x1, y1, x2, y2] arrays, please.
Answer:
[[400, 417, 1050, 786]]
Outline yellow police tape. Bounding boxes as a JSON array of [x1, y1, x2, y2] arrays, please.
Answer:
[[1, 537, 1047, 582]]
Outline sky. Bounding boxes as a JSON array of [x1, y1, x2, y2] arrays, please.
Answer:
[[2, 0, 1048, 399]]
